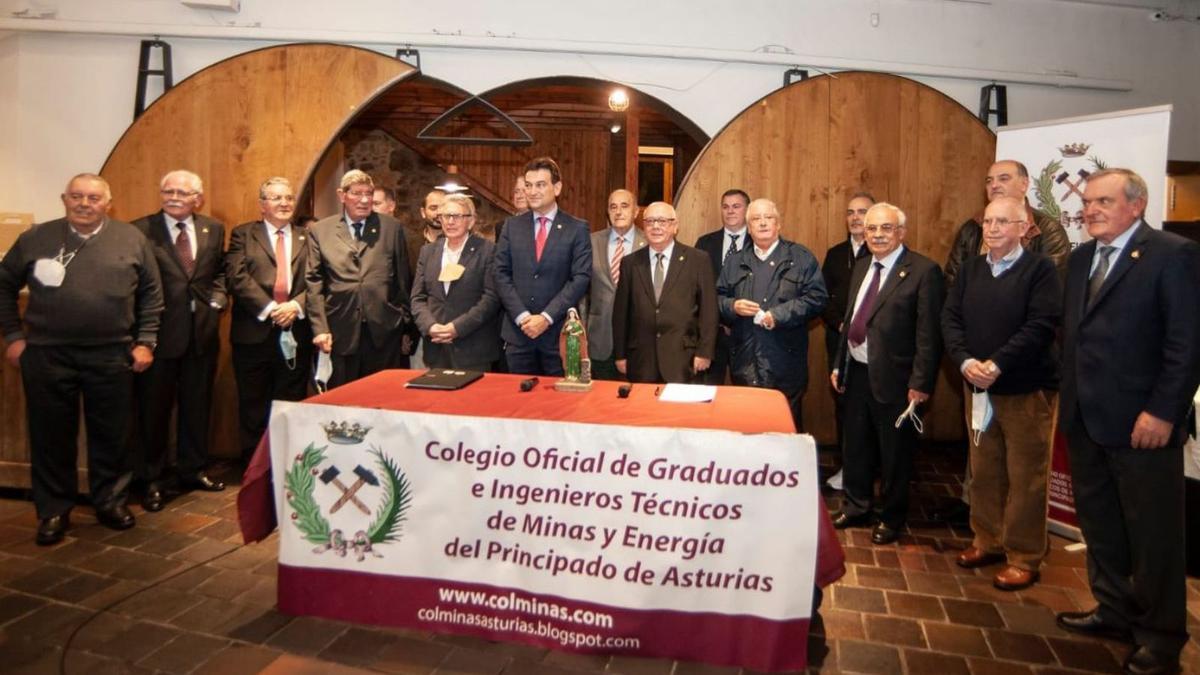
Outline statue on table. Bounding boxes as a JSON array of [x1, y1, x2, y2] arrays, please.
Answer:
[[555, 307, 593, 392]]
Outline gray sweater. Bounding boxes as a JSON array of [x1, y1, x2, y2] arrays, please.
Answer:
[[0, 218, 163, 346]]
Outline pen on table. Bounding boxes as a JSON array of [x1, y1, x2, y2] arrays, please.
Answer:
[[654, 386, 661, 397]]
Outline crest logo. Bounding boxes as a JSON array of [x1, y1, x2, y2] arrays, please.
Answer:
[[1035, 143, 1108, 240], [284, 422, 411, 563]]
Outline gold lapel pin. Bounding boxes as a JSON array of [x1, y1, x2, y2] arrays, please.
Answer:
[[556, 224, 562, 230], [899, 270, 908, 278], [299, 235, 305, 241], [1130, 250, 1141, 260], [201, 227, 209, 234], [678, 255, 684, 261], [769, 261, 776, 266]]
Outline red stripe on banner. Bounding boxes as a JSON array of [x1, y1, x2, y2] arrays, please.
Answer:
[[277, 564, 812, 672], [1047, 430, 1080, 537]]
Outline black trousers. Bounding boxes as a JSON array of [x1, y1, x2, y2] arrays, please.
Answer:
[[1066, 408, 1188, 657], [232, 330, 312, 462], [329, 326, 404, 388], [504, 331, 563, 377], [134, 340, 216, 483], [824, 325, 846, 453], [700, 327, 731, 385], [20, 344, 134, 518], [839, 360, 916, 528]]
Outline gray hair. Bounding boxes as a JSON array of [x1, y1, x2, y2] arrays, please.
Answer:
[[441, 193, 476, 216], [258, 176, 292, 200], [866, 202, 907, 228], [65, 173, 112, 200], [339, 169, 374, 192], [1087, 168, 1148, 204], [160, 169, 204, 194]]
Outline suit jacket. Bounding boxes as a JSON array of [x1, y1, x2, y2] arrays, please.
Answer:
[[717, 239, 828, 391], [131, 211, 227, 358], [821, 237, 869, 330], [410, 234, 502, 368], [305, 212, 413, 356], [834, 246, 944, 404], [581, 227, 647, 360], [493, 209, 592, 346], [695, 227, 748, 280], [611, 243, 717, 384], [226, 220, 313, 346], [1061, 222, 1200, 447]]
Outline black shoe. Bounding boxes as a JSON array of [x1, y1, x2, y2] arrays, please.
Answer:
[[871, 523, 902, 545], [1055, 609, 1133, 643], [1123, 646, 1180, 675], [831, 511, 872, 530], [930, 499, 971, 524], [181, 472, 225, 492], [36, 514, 69, 546], [95, 503, 135, 531], [142, 483, 165, 512]]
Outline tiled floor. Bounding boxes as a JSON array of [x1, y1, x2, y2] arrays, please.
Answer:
[[0, 445, 1197, 675]]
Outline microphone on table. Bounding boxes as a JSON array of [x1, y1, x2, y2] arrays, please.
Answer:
[[617, 384, 632, 399], [519, 377, 539, 392]]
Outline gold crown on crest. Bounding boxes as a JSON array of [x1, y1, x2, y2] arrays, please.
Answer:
[[1058, 143, 1090, 158], [321, 421, 371, 445]]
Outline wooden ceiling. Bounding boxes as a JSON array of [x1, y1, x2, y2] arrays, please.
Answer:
[[350, 75, 708, 149]]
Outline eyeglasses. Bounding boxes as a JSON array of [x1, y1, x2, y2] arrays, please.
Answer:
[[981, 217, 1025, 227], [643, 218, 677, 226], [263, 194, 296, 203], [160, 188, 199, 198], [344, 190, 374, 201], [440, 213, 473, 222], [864, 223, 899, 233]]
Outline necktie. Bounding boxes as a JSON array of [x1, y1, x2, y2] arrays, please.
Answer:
[[535, 216, 549, 262], [653, 252, 665, 304], [723, 232, 740, 265], [175, 222, 195, 276], [352, 222, 364, 241], [273, 228, 289, 304], [610, 236, 625, 285], [847, 262, 884, 347], [1087, 245, 1115, 307]]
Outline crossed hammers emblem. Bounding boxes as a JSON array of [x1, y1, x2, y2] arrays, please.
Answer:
[[318, 464, 379, 515], [1056, 169, 1090, 201]]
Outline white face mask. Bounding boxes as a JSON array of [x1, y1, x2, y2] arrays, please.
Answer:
[[314, 351, 333, 392], [278, 328, 298, 369], [894, 399, 925, 434], [970, 389, 994, 445]]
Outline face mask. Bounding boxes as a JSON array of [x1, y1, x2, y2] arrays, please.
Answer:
[[314, 351, 333, 393], [970, 389, 994, 445], [278, 328, 298, 369], [894, 399, 925, 434]]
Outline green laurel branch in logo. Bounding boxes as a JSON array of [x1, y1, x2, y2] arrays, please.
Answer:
[[366, 447, 412, 545], [1036, 159, 1063, 220], [284, 443, 332, 545]]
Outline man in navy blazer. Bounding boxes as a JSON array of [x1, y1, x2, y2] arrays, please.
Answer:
[[1055, 169, 1200, 675], [493, 157, 591, 375]]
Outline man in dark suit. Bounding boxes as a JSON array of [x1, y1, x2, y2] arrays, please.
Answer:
[[694, 188, 750, 385], [226, 177, 312, 465], [493, 156, 591, 376], [410, 193, 501, 371], [612, 202, 716, 383], [830, 202, 943, 545], [717, 198, 827, 431], [581, 188, 646, 380], [821, 191, 874, 489], [131, 170, 227, 510], [306, 170, 414, 388], [1054, 169, 1200, 675]]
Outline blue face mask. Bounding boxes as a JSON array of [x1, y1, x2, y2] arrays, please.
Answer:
[[279, 328, 298, 369], [970, 389, 994, 445], [314, 350, 333, 393]]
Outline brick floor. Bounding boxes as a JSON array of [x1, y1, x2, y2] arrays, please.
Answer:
[[0, 446, 1197, 675]]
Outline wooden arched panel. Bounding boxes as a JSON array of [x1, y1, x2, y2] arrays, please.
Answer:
[[98, 43, 414, 464], [675, 72, 995, 443]]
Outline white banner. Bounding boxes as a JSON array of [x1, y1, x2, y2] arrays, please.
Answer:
[[268, 401, 818, 620], [996, 105, 1172, 246]]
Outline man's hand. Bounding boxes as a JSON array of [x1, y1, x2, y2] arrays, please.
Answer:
[[830, 370, 844, 394], [761, 311, 776, 330], [429, 322, 457, 344], [5, 339, 26, 368], [732, 299, 761, 317], [1131, 411, 1172, 449], [963, 359, 999, 389], [131, 345, 154, 373], [907, 389, 930, 404], [693, 356, 711, 373], [615, 359, 627, 375], [313, 333, 333, 354], [270, 301, 300, 329], [521, 314, 550, 339]]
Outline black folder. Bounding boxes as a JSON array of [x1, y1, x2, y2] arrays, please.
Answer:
[[404, 369, 485, 391]]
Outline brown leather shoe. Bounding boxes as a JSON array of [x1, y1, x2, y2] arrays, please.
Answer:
[[956, 546, 1006, 569], [993, 565, 1039, 591]]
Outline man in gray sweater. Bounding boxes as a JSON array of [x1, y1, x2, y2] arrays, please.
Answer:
[[0, 173, 164, 545]]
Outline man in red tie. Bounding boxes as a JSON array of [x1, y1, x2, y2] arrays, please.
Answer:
[[226, 177, 312, 466], [493, 157, 592, 375], [131, 170, 228, 511], [581, 188, 646, 380]]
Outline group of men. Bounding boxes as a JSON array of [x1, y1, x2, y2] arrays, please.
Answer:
[[0, 155, 1196, 674]]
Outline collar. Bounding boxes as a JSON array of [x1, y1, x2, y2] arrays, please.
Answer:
[[650, 241, 676, 260], [69, 220, 105, 239], [753, 239, 780, 261], [988, 243, 1024, 266], [609, 226, 635, 244], [723, 226, 747, 239], [342, 211, 370, 226], [265, 221, 292, 235], [165, 213, 194, 229], [1099, 219, 1141, 252], [533, 206, 558, 224], [873, 244, 906, 269]]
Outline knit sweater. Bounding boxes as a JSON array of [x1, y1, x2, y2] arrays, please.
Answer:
[[0, 218, 163, 346], [941, 249, 1061, 395]]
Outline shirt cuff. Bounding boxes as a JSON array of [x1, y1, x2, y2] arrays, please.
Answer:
[[515, 311, 530, 326], [294, 301, 305, 320], [753, 310, 767, 326], [960, 358, 978, 374], [540, 312, 554, 326], [258, 301, 278, 322]]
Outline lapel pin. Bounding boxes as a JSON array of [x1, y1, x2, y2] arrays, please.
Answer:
[[299, 235, 305, 241], [556, 224, 562, 230], [769, 261, 775, 266], [678, 255, 685, 261], [1130, 250, 1141, 260], [201, 227, 209, 234], [899, 270, 908, 278]]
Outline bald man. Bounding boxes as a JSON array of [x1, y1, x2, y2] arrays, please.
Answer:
[[582, 189, 647, 379]]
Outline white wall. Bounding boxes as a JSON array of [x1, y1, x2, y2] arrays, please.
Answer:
[[1, 0, 1197, 220]]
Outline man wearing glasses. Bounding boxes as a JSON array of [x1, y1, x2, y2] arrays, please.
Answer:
[[611, 202, 716, 384], [830, 203, 942, 545], [226, 177, 312, 465], [717, 198, 827, 432], [306, 170, 414, 387], [131, 170, 228, 511]]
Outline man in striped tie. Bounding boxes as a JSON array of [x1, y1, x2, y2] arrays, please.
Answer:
[[581, 189, 646, 379]]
